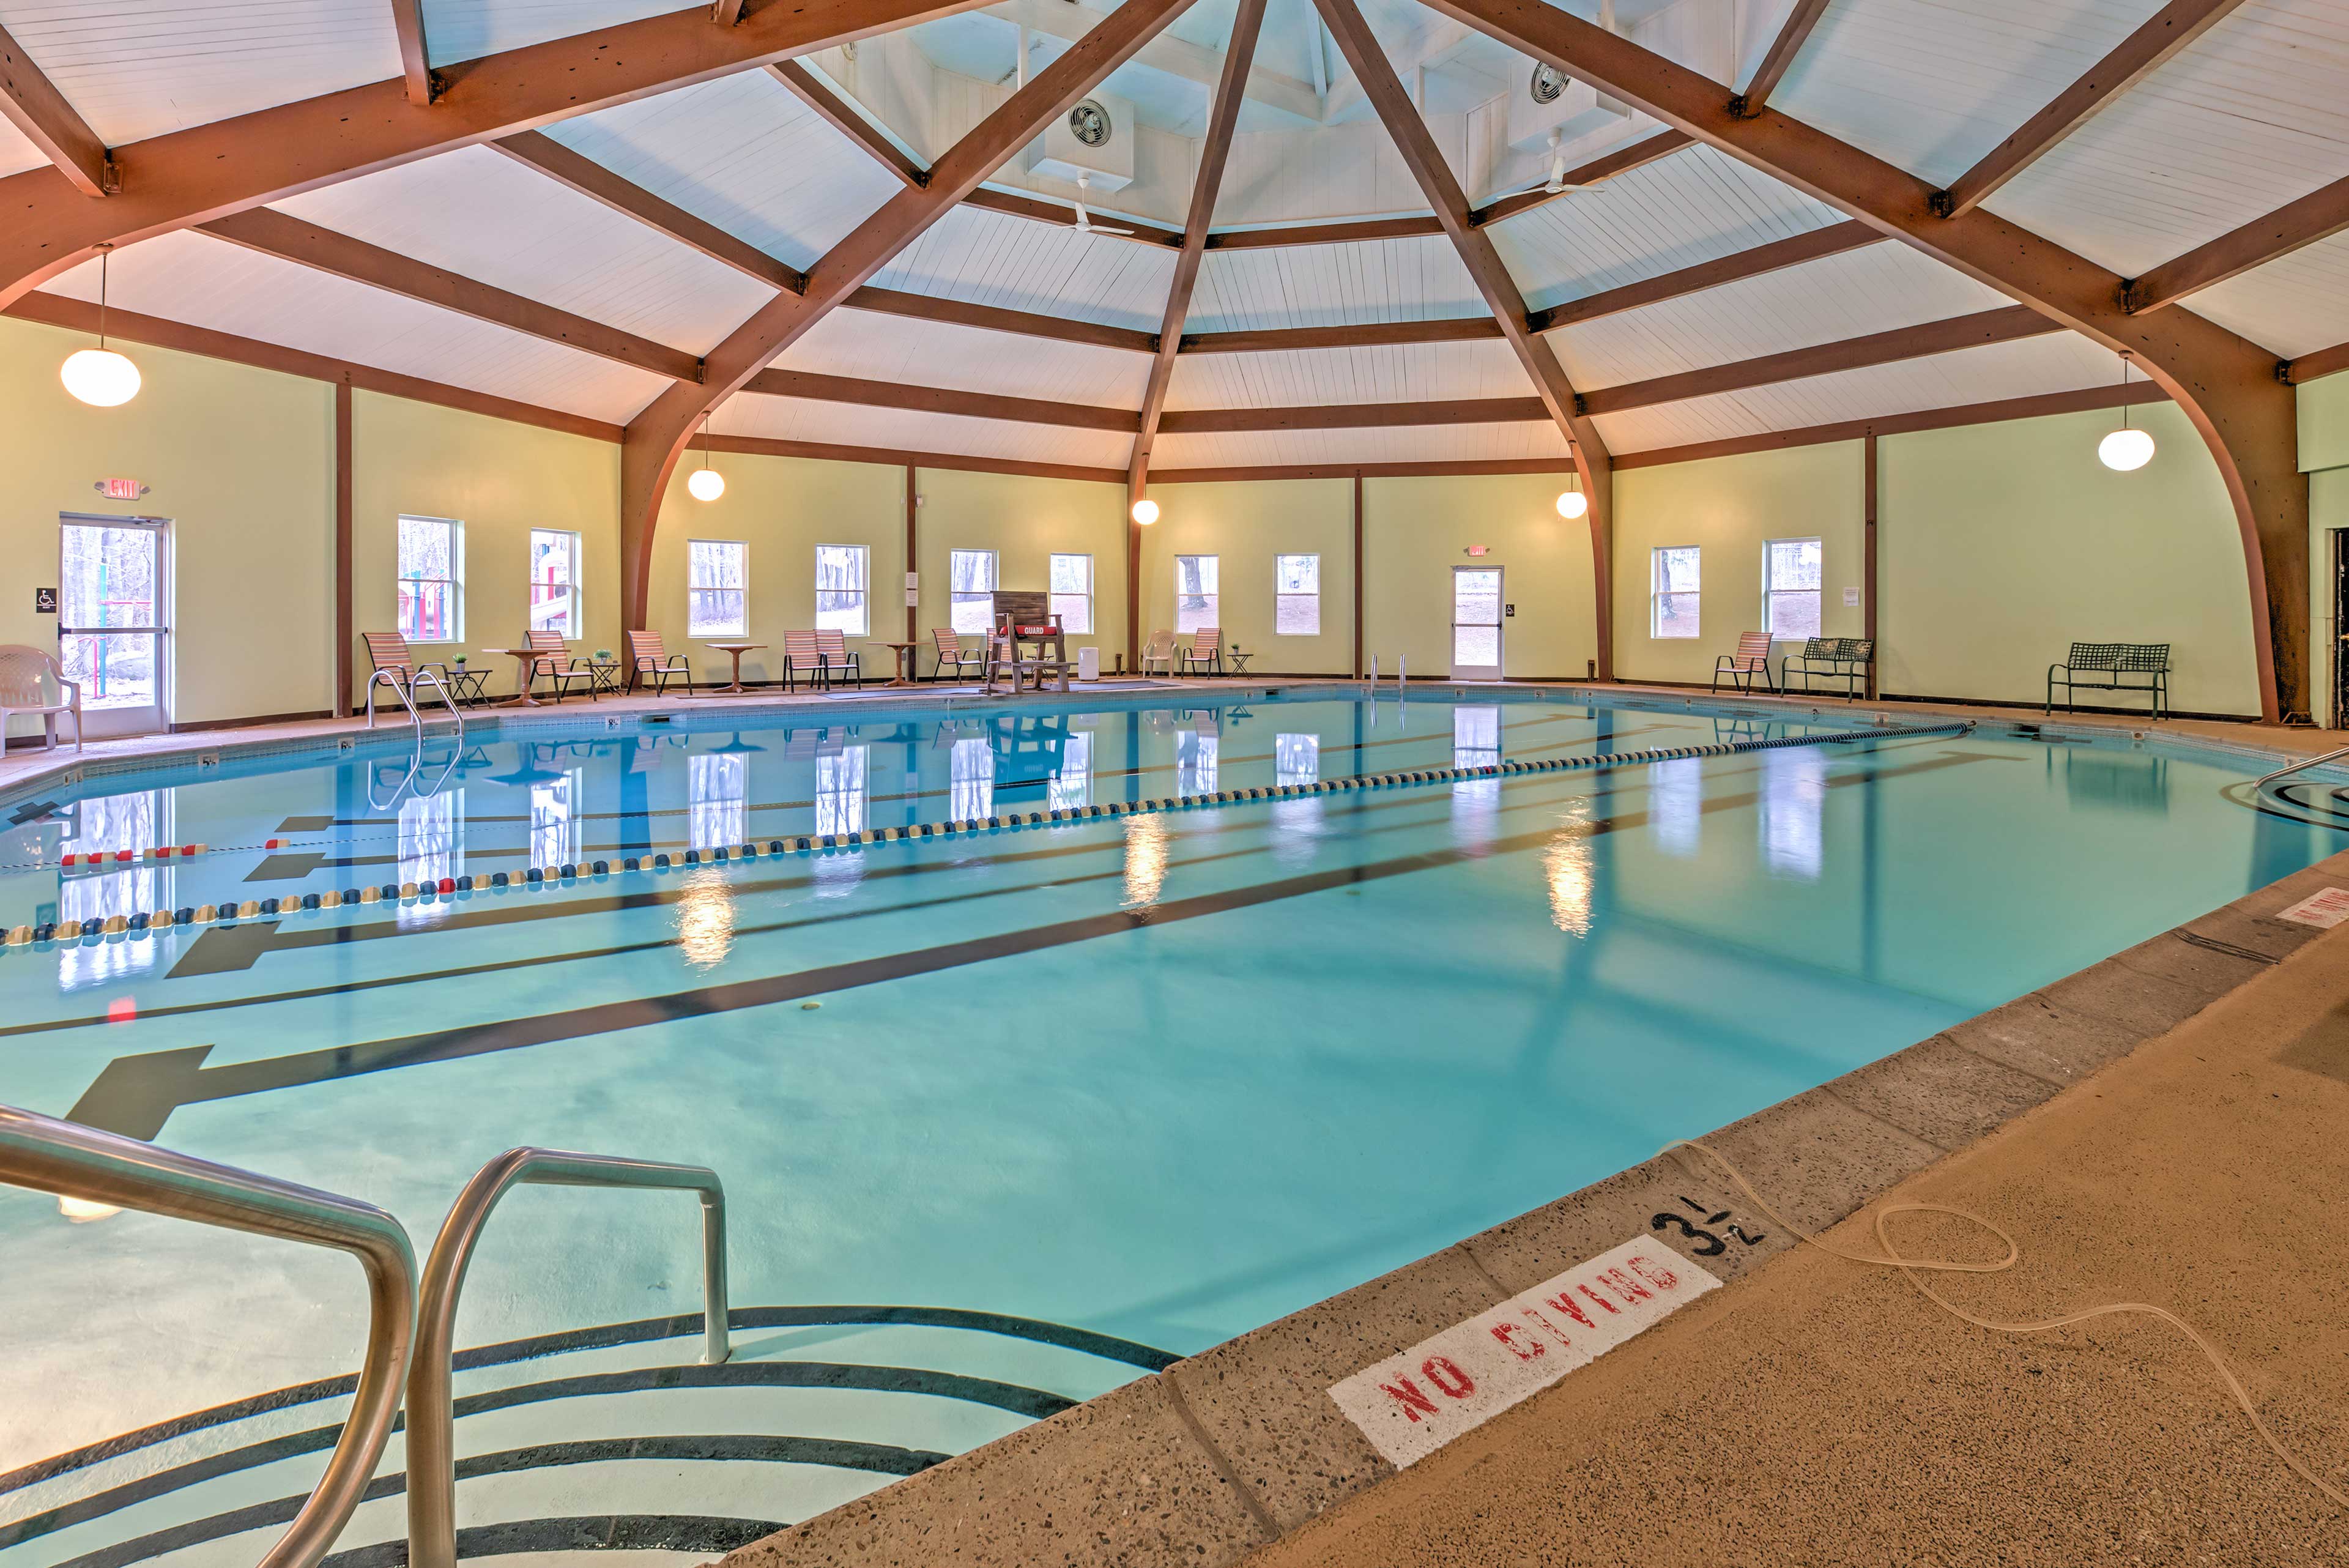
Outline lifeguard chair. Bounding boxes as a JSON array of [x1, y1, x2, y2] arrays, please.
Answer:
[[981, 590, 1072, 694]]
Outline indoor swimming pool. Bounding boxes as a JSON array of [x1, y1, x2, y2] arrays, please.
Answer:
[[2, 688, 2341, 1567]]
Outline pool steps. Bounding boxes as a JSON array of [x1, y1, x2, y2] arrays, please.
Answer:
[[0, 720, 1970, 953]]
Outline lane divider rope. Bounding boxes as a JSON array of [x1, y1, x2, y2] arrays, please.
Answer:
[[1, 722, 1970, 951]]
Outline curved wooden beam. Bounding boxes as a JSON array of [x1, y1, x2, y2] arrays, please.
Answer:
[[1415, 0, 2302, 720], [0, 21, 113, 196]]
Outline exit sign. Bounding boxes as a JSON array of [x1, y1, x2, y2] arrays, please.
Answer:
[[93, 477, 148, 500], [1465, 544, 1490, 557]]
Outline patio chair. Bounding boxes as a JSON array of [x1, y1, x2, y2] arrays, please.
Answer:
[[626, 630, 691, 694], [815, 628, 863, 688], [1712, 631, 1778, 694], [1177, 625, 1222, 677], [931, 628, 988, 682], [1784, 636, 1874, 697], [0, 645, 83, 753], [362, 631, 461, 721], [523, 628, 598, 704], [782, 629, 826, 692], [1138, 630, 1177, 677]]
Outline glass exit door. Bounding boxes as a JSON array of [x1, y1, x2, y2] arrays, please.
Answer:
[[1452, 566, 1504, 680], [59, 514, 169, 737]]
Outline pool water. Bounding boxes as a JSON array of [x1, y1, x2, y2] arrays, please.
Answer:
[[1, 689, 2339, 1564]]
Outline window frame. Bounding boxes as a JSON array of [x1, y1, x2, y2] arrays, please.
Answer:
[[688, 538, 749, 640], [814, 543, 870, 638], [1273, 553, 1320, 636], [527, 527, 582, 639], [949, 549, 999, 637], [1650, 545, 1700, 641], [1762, 536, 1824, 642], [396, 514, 464, 645], [1174, 554, 1219, 636], [1049, 552, 1094, 635]]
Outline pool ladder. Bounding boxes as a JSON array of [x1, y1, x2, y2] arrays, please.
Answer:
[[365, 665, 465, 748], [1367, 655, 1406, 694], [2252, 741, 2349, 793], [0, 1104, 728, 1568]]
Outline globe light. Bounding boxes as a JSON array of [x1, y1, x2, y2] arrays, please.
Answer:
[[1555, 489, 1589, 520], [1131, 498, 1159, 526], [2098, 426, 2155, 472], [687, 466, 726, 502], [61, 346, 141, 407]]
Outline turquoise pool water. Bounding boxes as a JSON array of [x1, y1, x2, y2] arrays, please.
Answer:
[[1, 688, 2339, 1564]]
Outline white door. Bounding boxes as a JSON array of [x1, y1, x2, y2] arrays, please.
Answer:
[[1451, 567, 1504, 680], [58, 514, 170, 737]]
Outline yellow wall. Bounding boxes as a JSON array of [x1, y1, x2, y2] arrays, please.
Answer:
[[348, 392, 620, 707], [1614, 442, 1866, 685], [0, 315, 333, 739], [1140, 480, 1353, 674], [918, 467, 1127, 671], [1879, 402, 2260, 716], [1360, 473, 1596, 680]]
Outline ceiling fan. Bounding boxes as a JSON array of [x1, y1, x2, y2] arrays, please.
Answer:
[[1071, 173, 1135, 237], [1499, 128, 1606, 199]]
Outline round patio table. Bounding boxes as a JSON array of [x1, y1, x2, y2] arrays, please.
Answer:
[[698, 642, 766, 696], [475, 648, 546, 707], [877, 641, 921, 686]]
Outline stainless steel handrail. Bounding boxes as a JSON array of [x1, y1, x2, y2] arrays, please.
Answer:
[[412, 668, 465, 748], [2254, 741, 2349, 790], [406, 1148, 729, 1568], [365, 669, 463, 748], [0, 1104, 415, 1568]]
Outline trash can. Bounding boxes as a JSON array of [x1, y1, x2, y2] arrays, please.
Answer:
[[1078, 647, 1101, 682]]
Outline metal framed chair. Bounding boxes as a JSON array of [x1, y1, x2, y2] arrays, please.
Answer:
[[626, 630, 691, 695], [522, 629, 598, 703], [815, 628, 862, 688], [1712, 631, 1778, 694], [782, 629, 826, 691], [1783, 636, 1873, 697], [1177, 625, 1222, 677], [930, 628, 988, 682], [0, 645, 83, 753]]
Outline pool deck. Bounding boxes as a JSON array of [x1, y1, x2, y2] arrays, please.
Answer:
[[12, 678, 2349, 1561]]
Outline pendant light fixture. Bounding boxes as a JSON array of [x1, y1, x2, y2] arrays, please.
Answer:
[[1555, 488, 1588, 521], [1130, 498, 1159, 526], [2097, 352, 2155, 472], [61, 245, 142, 408], [686, 416, 725, 501]]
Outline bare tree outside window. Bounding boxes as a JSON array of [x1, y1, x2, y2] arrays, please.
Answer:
[[1765, 538, 1822, 640], [951, 550, 998, 636], [689, 540, 747, 637], [1175, 555, 1218, 635], [1275, 554, 1319, 635], [1651, 546, 1699, 639], [815, 544, 869, 636], [1050, 554, 1093, 634]]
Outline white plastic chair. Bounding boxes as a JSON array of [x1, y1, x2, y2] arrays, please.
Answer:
[[0, 645, 83, 753], [1138, 630, 1176, 676]]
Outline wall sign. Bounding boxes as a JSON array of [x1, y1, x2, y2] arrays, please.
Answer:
[[1842, 586, 1861, 607], [34, 587, 57, 614], [93, 478, 149, 500]]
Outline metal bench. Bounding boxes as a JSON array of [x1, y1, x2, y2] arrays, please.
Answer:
[[1784, 636, 1874, 697], [2047, 641, 2170, 718], [1712, 631, 1778, 694]]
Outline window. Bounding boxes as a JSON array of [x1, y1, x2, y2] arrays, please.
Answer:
[[1275, 734, 1319, 787], [530, 770, 581, 869], [1764, 537, 1822, 640], [398, 516, 462, 642], [1175, 554, 1219, 634], [689, 540, 747, 638], [1650, 546, 1699, 639], [1048, 730, 1092, 812], [950, 549, 998, 636], [529, 529, 581, 637], [815, 544, 869, 637], [691, 751, 746, 850], [951, 735, 993, 820], [815, 746, 868, 838], [1176, 729, 1217, 795], [1275, 554, 1319, 635], [1050, 553, 1094, 634]]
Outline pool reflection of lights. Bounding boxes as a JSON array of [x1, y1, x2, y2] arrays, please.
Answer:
[[59, 1197, 122, 1223], [1544, 812, 1595, 936], [1122, 814, 1170, 907], [675, 869, 737, 969]]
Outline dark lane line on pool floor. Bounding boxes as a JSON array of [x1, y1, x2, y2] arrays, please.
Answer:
[[65, 749, 2010, 1141]]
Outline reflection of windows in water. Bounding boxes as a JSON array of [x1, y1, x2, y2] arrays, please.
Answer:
[[58, 789, 171, 987], [950, 737, 993, 820], [1276, 733, 1319, 787], [816, 746, 867, 837], [1048, 731, 1091, 812], [399, 789, 464, 927], [1453, 706, 1502, 770], [691, 752, 746, 849], [530, 772, 580, 869], [1176, 732, 1217, 796], [1648, 757, 1701, 857], [1759, 745, 1826, 880]]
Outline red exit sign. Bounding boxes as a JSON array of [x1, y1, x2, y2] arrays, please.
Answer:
[[1464, 544, 1490, 557], [93, 477, 148, 500]]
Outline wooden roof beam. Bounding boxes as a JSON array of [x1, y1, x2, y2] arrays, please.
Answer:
[[2126, 173, 2349, 313], [1529, 219, 1880, 333], [767, 60, 927, 187], [744, 367, 1137, 429], [845, 286, 1157, 352], [0, 20, 113, 196], [1469, 128, 1692, 228], [1732, 0, 1829, 117], [388, 0, 437, 106], [1937, 0, 2251, 220], [1160, 396, 1547, 431], [1181, 317, 1504, 352]]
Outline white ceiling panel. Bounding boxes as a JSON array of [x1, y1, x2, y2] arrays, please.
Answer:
[[1148, 420, 1572, 469], [1589, 330, 2128, 452], [1764, 0, 2159, 189], [2182, 229, 2349, 359], [270, 145, 774, 355], [40, 230, 668, 422], [0, 118, 44, 179], [0, 0, 399, 147], [419, 0, 680, 66], [1986, 0, 2349, 279], [872, 202, 1180, 330], [1552, 241, 2014, 390], [1493, 144, 1844, 314], [543, 68, 902, 272], [1165, 338, 1538, 409], [1186, 236, 1485, 332], [714, 392, 1136, 469], [781, 309, 1153, 409]]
